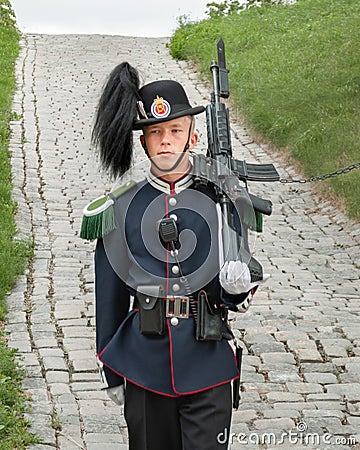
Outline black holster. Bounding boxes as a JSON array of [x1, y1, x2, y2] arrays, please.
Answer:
[[196, 290, 223, 341], [137, 285, 164, 336]]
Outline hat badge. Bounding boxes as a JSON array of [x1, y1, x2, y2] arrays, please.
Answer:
[[151, 95, 171, 119]]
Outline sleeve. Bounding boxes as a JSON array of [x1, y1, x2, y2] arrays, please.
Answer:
[[218, 202, 256, 309], [95, 238, 130, 388], [220, 287, 255, 311], [203, 276, 252, 311]]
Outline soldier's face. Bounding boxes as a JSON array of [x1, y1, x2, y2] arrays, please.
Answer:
[[141, 116, 198, 179]]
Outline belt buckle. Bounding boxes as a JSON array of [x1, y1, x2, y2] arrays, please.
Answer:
[[166, 296, 190, 318]]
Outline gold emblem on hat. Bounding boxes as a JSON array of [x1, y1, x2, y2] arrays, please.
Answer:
[[154, 96, 166, 114]]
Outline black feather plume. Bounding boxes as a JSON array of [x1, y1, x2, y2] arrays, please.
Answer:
[[92, 62, 140, 178]]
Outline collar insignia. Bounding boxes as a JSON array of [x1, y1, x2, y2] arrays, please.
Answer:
[[151, 96, 171, 119]]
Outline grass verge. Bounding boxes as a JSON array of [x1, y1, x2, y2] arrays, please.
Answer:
[[169, 0, 360, 220], [0, 1, 38, 447]]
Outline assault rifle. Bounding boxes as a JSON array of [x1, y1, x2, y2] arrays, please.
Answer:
[[192, 38, 279, 276]]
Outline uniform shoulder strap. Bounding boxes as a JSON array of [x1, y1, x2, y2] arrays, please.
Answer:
[[80, 180, 136, 240]]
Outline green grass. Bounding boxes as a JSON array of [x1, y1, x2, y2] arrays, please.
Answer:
[[169, 0, 360, 219], [0, 0, 38, 447]]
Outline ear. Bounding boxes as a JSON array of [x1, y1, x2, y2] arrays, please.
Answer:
[[188, 131, 198, 150], [140, 134, 147, 150]]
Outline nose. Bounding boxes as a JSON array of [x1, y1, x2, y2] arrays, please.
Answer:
[[160, 129, 171, 144]]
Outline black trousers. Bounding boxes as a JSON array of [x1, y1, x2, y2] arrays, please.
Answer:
[[124, 381, 232, 450]]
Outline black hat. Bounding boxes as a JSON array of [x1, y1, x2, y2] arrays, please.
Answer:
[[133, 80, 205, 130]]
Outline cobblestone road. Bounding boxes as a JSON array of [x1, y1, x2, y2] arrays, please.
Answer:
[[7, 34, 360, 449]]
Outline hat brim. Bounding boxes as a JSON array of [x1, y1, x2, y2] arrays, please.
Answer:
[[133, 106, 205, 130]]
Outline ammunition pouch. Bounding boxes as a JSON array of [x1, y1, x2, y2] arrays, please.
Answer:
[[137, 285, 165, 336], [196, 290, 222, 341]]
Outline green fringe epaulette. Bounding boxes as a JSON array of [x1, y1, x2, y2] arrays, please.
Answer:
[[80, 180, 137, 240]]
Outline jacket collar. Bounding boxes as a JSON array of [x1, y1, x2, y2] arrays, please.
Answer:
[[146, 166, 193, 194]]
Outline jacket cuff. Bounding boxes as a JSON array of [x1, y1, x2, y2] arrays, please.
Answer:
[[98, 359, 125, 389]]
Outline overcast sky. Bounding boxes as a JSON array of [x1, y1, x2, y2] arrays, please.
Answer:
[[11, 0, 210, 37]]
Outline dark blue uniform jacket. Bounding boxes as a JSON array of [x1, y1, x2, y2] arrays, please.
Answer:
[[95, 171, 249, 397]]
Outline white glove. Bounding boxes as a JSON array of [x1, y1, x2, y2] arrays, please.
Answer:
[[106, 385, 125, 405], [219, 260, 269, 295]]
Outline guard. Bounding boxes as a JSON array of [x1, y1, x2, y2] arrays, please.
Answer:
[[81, 61, 268, 450]]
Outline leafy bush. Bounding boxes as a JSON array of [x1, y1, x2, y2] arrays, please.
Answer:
[[205, 0, 297, 19]]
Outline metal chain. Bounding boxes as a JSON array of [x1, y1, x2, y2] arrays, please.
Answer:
[[280, 161, 360, 184]]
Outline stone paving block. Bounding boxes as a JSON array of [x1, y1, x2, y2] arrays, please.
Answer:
[[244, 332, 277, 345], [261, 352, 296, 365], [58, 318, 88, 327], [253, 417, 295, 431], [259, 363, 299, 372], [241, 372, 266, 383], [71, 382, 100, 393], [8, 338, 32, 353], [262, 409, 301, 420], [303, 409, 346, 419], [63, 337, 95, 351], [82, 416, 123, 434], [286, 382, 324, 394], [320, 339, 352, 358], [303, 372, 338, 384], [22, 376, 47, 390], [46, 370, 69, 384], [326, 383, 360, 401], [17, 352, 41, 367], [287, 339, 318, 351], [333, 356, 360, 366], [293, 348, 323, 363], [238, 391, 262, 403], [57, 433, 84, 450], [25, 365, 43, 378], [301, 362, 338, 374], [267, 371, 302, 383], [306, 393, 344, 402], [85, 432, 125, 443], [57, 402, 79, 417], [313, 401, 347, 411], [42, 356, 68, 371], [87, 445, 128, 450], [27, 413, 56, 446], [72, 358, 98, 372], [72, 372, 99, 382], [265, 392, 304, 403], [49, 382, 72, 396], [343, 327, 360, 340], [62, 327, 94, 339], [35, 327, 62, 344], [274, 330, 310, 342], [27, 446, 55, 450]]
